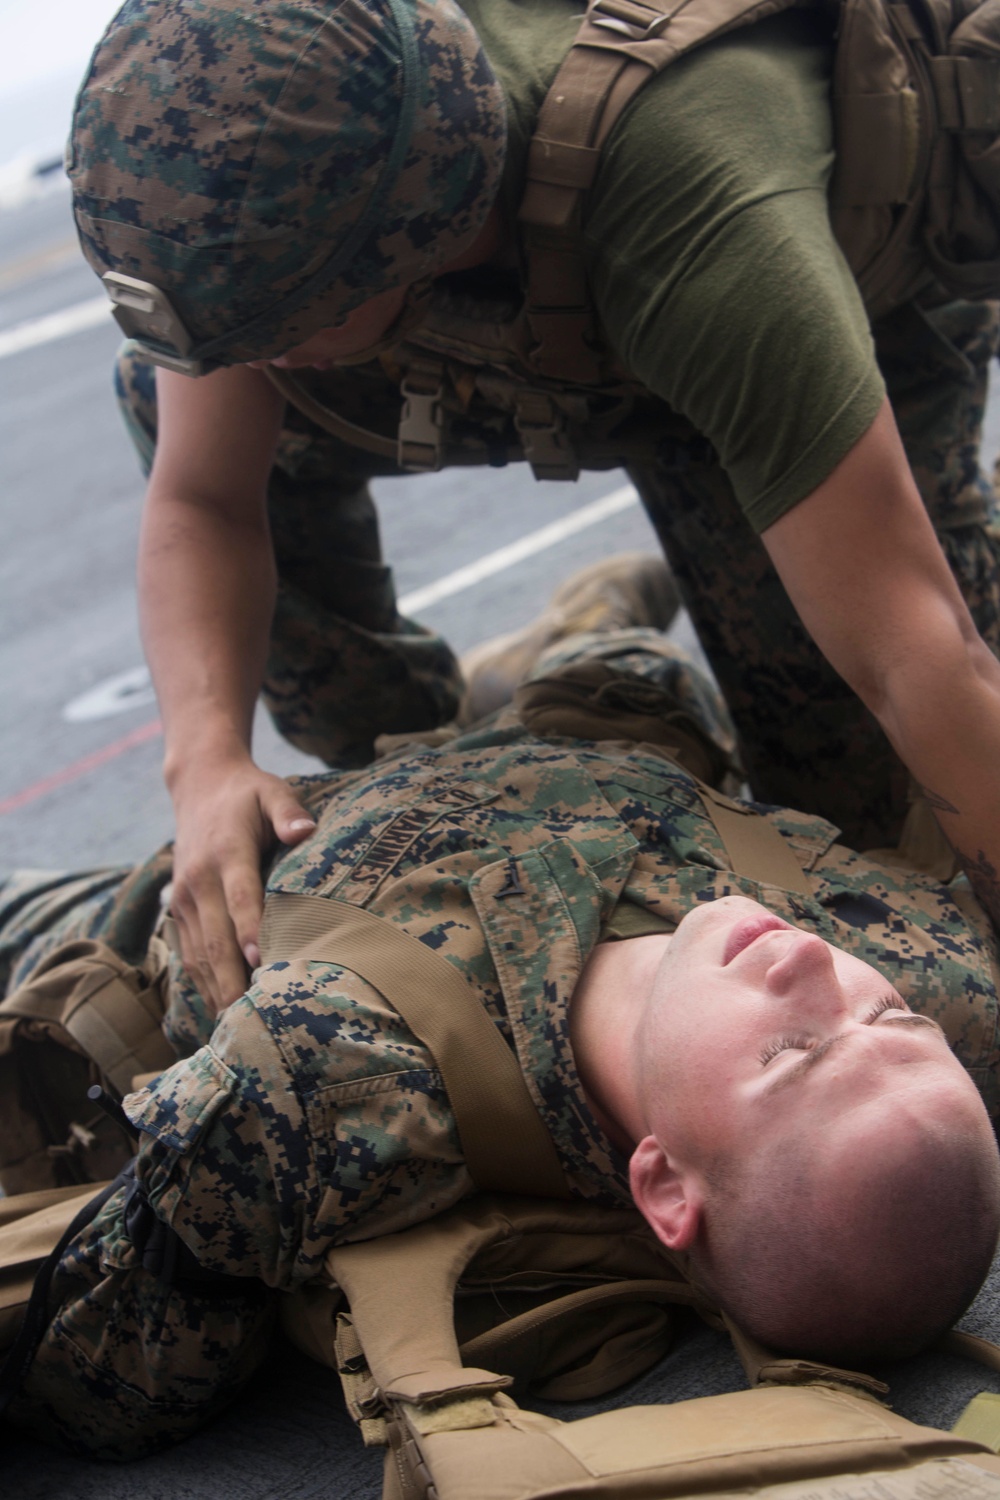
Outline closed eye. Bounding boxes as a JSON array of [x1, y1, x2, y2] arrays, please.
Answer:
[[759, 993, 924, 1066], [865, 992, 909, 1022], [865, 993, 947, 1041], [759, 1033, 811, 1065]]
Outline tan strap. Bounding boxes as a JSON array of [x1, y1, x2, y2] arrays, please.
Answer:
[[0, 1183, 113, 1278], [941, 1329, 1000, 1375], [517, 0, 800, 382], [0, 1181, 115, 1355], [459, 1275, 694, 1400], [265, 361, 527, 468], [263, 367, 397, 459], [518, 21, 657, 381], [325, 1199, 520, 1408], [258, 893, 570, 1200], [697, 786, 812, 894], [334, 1315, 390, 1446], [722, 1312, 889, 1397], [953, 1392, 1000, 1452]]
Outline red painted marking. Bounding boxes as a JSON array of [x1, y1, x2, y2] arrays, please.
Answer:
[[0, 718, 163, 816]]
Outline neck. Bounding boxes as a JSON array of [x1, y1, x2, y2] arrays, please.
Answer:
[[569, 935, 669, 1152]]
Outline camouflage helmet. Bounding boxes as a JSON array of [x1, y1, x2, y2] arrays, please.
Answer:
[[68, 0, 507, 368]]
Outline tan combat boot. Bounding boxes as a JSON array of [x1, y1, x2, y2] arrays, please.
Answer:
[[458, 551, 680, 725]]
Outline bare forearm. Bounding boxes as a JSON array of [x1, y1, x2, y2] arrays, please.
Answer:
[[139, 483, 276, 782], [779, 554, 1000, 922], [138, 366, 314, 1010], [763, 400, 1000, 927], [869, 633, 1000, 926]]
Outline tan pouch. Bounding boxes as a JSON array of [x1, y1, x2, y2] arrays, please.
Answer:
[[0, 936, 174, 1193]]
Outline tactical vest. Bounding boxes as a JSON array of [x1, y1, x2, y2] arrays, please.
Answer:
[[269, 0, 1000, 482], [284, 1193, 1000, 1500]]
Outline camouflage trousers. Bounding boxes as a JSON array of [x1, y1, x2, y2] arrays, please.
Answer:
[[117, 296, 1000, 842]]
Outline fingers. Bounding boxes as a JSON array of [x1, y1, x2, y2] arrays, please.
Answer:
[[222, 858, 265, 976], [169, 768, 316, 1015], [266, 788, 316, 847], [172, 848, 254, 1013]]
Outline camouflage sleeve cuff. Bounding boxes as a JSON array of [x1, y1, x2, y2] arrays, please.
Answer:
[[124, 962, 468, 1289]]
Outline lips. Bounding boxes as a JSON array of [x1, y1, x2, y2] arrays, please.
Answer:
[[722, 914, 792, 966]]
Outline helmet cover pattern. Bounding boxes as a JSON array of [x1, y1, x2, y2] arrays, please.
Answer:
[[69, 0, 507, 362]]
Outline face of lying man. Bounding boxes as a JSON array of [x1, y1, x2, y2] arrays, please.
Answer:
[[616, 895, 994, 1248]]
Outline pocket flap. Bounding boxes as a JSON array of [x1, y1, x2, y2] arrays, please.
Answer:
[[123, 1046, 235, 1153]]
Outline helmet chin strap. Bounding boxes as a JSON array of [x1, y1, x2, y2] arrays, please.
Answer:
[[324, 277, 435, 367]]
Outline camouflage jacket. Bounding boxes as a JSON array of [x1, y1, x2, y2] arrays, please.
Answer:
[[10, 705, 1000, 1456], [128, 718, 1000, 1285]]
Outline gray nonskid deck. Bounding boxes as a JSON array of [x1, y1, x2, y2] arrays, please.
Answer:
[[6, 1253, 1000, 1500]]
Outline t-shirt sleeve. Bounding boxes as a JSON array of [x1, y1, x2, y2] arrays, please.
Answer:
[[585, 11, 885, 533]]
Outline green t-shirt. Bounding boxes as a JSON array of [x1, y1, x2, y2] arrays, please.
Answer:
[[458, 0, 885, 533]]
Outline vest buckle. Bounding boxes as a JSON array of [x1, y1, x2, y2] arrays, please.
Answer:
[[590, 0, 672, 40], [398, 363, 446, 472], [514, 390, 581, 481]]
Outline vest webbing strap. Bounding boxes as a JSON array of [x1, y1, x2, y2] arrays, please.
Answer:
[[697, 786, 813, 895], [263, 367, 397, 459], [518, 0, 801, 382], [258, 893, 571, 1200]]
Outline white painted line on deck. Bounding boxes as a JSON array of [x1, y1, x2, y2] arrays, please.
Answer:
[[398, 484, 639, 614], [63, 665, 159, 723], [57, 484, 641, 726], [0, 294, 111, 360]]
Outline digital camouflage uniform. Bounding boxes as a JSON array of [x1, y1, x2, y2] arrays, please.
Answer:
[[116, 290, 1000, 840], [66, 0, 1000, 846], [107, 0, 1000, 853], [2, 631, 999, 1458]]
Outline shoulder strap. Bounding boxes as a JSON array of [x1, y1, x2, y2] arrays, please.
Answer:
[[263, 367, 397, 459], [941, 1329, 1000, 1375], [258, 893, 571, 1200], [518, 0, 809, 382]]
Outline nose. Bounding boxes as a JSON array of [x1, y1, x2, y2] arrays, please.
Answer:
[[764, 931, 841, 1009]]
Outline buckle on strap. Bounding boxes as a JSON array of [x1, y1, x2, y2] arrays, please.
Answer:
[[514, 391, 581, 481], [590, 0, 674, 40], [398, 363, 445, 472]]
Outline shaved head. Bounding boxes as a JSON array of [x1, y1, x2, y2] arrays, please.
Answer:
[[692, 1099, 1000, 1362], [614, 898, 1000, 1362]]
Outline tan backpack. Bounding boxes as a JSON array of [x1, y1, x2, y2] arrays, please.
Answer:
[[0, 934, 174, 1194]]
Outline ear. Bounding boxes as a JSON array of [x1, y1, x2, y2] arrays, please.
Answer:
[[629, 1135, 704, 1251]]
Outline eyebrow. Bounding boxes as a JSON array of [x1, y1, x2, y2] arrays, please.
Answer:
[[762, 1013, 947, 1097]]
